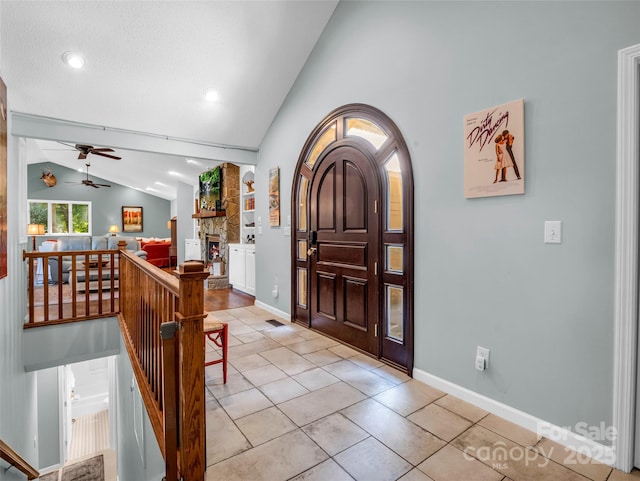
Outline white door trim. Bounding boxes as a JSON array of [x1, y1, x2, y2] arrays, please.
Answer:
[[613, 43, 640, 472]]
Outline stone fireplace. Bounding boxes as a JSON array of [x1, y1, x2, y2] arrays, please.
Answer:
[[196, 163, 240, 289]]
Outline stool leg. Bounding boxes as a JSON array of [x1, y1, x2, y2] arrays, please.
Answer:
[[222, 323, 228, 384]]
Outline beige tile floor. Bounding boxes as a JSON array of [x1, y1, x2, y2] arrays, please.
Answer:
[[204, 306, 637, 481]]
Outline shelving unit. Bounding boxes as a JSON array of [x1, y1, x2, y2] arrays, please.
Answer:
[[241, 168, 255, 244]]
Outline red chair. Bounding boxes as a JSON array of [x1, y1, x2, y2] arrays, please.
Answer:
[[204, 317, 228, 384]]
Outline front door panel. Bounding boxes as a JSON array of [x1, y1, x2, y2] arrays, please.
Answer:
[[309, 146, 379, 355]]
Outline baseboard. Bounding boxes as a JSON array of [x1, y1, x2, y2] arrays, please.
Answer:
[[254, 300, 291, 321], [413, 368, 616, 466]]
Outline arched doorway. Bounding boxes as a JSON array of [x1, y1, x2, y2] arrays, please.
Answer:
[[291, 104, 415, 374]]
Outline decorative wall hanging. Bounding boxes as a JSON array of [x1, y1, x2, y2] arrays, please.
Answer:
[[199, 166, 223, 211], [269, 166, 280, 226], [40, 168, 57, 187], [464, 98, 525, 198], [122, 206, 143, 233], [0, 76, 7, 279]]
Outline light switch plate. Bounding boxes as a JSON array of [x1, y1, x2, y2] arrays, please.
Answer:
[[544, 221, 562, 243]]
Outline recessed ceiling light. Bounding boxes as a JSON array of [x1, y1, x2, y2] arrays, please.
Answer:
[[62, 51, 85, 69], [204, 88, 219, 102], [168, 171, 183, 177], [154, 181, 167, 186]]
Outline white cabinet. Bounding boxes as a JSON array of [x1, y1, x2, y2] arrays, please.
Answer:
[[228, 243, 255, 296]]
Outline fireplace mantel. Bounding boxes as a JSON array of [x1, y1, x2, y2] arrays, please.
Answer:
[[192, 211, 226, 219]]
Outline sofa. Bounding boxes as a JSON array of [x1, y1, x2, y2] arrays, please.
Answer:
[[47, 235, 147, 284], [141, 240, 172, 267]]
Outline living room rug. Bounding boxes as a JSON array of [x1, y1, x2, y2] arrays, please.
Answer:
[[61, 454, 104, 481], [38, 454, 104, 481]]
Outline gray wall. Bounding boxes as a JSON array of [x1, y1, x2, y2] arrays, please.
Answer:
[[28, 162, 171, 239], [0, 78, 39, 480], [37, 368, 60, 470], [255, 1, 640, 438], [116, 333, 164, 481]]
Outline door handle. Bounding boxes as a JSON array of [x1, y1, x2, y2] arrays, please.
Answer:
[[307, 247, 317, 256]]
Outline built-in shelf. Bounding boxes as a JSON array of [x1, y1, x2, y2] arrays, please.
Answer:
[[192, 211, 226, 219]]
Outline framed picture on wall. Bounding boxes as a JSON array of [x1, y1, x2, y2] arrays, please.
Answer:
[[122, 206, 143, 233], [464, 98, 525, 198], [269, 167, 280, 226]]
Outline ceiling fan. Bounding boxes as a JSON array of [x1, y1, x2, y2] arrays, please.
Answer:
[[58, 141, 122, 160], [66, 163, 112, 188]]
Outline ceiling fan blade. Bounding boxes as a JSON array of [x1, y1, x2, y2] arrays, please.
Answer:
[[89, 183, 100, 188], [91, 148, 115, 153], [78, 152, 88, 160], [92, 151, 121, 160], [94, 184, 112, 188]]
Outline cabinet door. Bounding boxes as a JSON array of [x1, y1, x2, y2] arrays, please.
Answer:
[[246, 248, 256, 295], [229, 246, 245, 288]]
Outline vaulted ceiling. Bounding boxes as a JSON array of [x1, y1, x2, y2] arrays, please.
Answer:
[[1, 1, 338, 199]]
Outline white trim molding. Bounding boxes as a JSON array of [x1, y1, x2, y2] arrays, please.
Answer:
[[613, 43, 640, 473], [414, 368, 616, 466], [254, 300, 291, 322]]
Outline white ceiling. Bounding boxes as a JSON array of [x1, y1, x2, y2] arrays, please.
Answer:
[[1, 1, 338, 199]]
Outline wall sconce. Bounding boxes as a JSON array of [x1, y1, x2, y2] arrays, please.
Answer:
[[108, 224, 120, 236], [167, 220, 171, 230], [27, 224, 45, 251]]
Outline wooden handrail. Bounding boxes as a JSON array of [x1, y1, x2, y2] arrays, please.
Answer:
[[0, 439, 39, 480], [118, 251, 208, 481]]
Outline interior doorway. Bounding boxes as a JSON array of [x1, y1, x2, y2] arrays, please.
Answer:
[[291, 104, 414, 374]]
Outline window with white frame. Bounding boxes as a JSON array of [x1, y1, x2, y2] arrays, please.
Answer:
[[28, 200, 92, 235]]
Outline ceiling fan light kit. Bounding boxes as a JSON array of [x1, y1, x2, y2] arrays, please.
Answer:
[[65, 163, 112, 189], [62, 51, 84, 69]]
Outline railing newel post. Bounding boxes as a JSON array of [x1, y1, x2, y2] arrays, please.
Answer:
[[173, 261, 208, 481]]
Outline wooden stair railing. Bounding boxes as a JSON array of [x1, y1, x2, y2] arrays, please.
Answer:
[[23, 246, 122, 326], [0, 439, 39, 480], [118, 250, 209, 481]]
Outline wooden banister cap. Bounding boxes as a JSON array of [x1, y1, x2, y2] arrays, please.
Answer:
[[179, 261, 206, 273]]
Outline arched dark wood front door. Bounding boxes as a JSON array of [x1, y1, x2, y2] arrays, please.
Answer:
[[292, 104, 414, 374], [309, 145, 380, 355]]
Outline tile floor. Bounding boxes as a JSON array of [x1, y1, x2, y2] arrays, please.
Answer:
[[203, 306, 637, 481]]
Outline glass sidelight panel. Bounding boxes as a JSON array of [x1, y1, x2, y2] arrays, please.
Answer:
[[386, 245, 403, 274], [345, 118, 388, 150], [306, 122, 337, 168], [298, 240, 308, 261], [385, 153, 403, 231], [386, 285, 404, 342], [298, 268, 308, 308], [298, 176, 309, 231]]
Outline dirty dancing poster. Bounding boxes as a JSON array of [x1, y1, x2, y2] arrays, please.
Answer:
[[464, 99, 524, 199]]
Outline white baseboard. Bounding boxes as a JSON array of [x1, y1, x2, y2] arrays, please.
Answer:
[[413, 368, 616, 466], [254, 300, 291, 321]]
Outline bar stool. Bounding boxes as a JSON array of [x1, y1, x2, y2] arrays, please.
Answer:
[[204, 316, 228, 384]]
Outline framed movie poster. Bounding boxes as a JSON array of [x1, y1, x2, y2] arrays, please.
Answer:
[[122, 206, 143, 233], [0, 77, 7, 279], [464, 98, 524, 198], [269, 167, 280, 227]]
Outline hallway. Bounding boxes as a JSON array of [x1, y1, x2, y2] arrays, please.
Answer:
[[202, 306, 631, 481]]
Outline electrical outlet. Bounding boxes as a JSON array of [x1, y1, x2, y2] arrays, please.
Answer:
[[476, 346, 490, 369]]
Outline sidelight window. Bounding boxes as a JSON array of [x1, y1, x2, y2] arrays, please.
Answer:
[[384, 153, 403, 232]]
